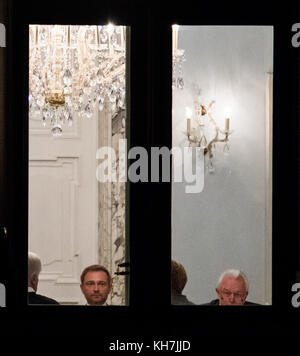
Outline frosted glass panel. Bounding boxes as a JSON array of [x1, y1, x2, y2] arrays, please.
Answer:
[[28, 24, 129, 306], [171, 26, 273, 306]]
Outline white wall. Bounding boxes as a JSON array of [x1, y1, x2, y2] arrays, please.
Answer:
[[172, 26, 273, 305]]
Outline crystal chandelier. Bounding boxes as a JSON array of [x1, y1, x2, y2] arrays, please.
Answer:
[[172, 25, 185, 89], [185, 99, 233, 173], [29, 24, 126, 136]]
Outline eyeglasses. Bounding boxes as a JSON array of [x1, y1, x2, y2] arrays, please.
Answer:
[[219, 289, 246, 300]]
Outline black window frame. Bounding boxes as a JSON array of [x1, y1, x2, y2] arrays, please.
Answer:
[[1, 0, 300, 337]]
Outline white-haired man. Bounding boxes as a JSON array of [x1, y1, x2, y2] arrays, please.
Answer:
[[203, 269, 260, 306], [28, 252, 59, 305]]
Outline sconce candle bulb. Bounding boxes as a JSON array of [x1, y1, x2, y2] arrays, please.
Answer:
[[185, 106, 192, 117], [187, 119, 191, 136], [186, 107, 192, 136], [225, 117, 230, 133], [224, 106, 231, 118]]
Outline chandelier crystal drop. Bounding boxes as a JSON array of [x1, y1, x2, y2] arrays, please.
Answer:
[[172, 48, 186, 90], [29, 24, 126, 136], [172, 25, 186, 90]]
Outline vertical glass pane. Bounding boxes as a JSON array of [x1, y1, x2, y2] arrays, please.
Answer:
[[172, 26, 273, 306], [28, 24, 129, 305]]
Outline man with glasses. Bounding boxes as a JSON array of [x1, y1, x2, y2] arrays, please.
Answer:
[[80, 264, 112, 306], [202, 269, 260, 306]]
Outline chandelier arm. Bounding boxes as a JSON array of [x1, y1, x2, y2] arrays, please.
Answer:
[[103, 65, 125, 82], [207, 100, 216, 112], [205, 127, 219, 156], [187, 134, 199, 143], [208, 112, 217, 127], [205, 130, 229, 157], [102, 53, 124, 77]]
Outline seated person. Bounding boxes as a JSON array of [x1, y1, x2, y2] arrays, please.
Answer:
[[28, 252, 59, 305], [202, 268, 260, 306], [171, 260, 195, 305], [80, 264, 112, 306]]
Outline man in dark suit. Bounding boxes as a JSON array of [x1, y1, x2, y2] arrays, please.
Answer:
[[28, 252, 59, 305], [201, 269, 261, 306], [171, 260, 195, 305]]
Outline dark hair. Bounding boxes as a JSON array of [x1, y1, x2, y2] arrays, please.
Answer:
[[80, 264, 111, 285], [171, 260, 187, 295]]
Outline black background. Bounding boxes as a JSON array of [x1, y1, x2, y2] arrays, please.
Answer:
[[0, 0, 300, 343]]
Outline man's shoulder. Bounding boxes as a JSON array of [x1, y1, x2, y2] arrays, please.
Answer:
[[28, 292, 59, 305], [244, 300, 262, 306], [199, 299, 220, 306], [171, 294, 195, 305]]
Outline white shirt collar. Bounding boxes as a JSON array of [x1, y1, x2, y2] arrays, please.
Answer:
[[28, 287, 35, 293]]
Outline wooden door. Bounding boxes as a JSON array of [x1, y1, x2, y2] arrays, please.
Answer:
[[29, 109, 99, 305]]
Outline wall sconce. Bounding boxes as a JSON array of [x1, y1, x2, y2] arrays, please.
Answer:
[[186, 99, 233, 173]]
